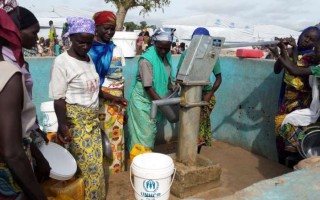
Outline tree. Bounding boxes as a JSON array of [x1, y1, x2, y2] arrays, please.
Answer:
[[104, 0, 171, 31], [124, 21, 139, 31], [140, 21, 147, 29]]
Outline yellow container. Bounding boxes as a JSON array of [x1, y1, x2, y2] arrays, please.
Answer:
[[47, 132, 57, 142], [129, 144, 152, 165], [42, 177, 84, 200]]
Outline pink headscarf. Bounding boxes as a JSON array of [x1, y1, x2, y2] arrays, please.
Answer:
[[0, 0, 18, 12]]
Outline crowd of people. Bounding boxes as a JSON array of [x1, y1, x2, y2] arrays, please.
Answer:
[[136, 28, 186, 55], [22, 20, 70, 58], [0, 0, 223, 198], [2, 0, 320, 199]]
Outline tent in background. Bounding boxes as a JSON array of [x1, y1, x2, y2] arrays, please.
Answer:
[[162, 13, 301, 47], [253, 25, 301, 41], [162, 13, 254, 45]]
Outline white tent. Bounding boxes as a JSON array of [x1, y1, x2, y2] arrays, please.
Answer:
[[253, 25, 301, 41], [162, 14, 254, 44], [162, 13, 301, 45]]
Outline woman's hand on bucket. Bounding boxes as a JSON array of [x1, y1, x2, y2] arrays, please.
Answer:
[[57, 124, 72, 144]]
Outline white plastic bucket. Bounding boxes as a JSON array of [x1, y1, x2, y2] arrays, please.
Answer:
[[40, 101, 58, 132], [39, 142, 77, 180], [112, 31, 138, 57], [130, 153, 175, 200]]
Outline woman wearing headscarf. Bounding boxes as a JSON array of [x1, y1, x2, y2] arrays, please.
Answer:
[[49, 17, 105, 200], [176, 27, 222, 153], [3, 6, 45, 135], [127, 28, 177, 154], [273, 26, 320, 164], [0, 3, 47, 200], [89, 10, 127, 174], [269, 38, 320, 165], [2, 5, 51, 183]]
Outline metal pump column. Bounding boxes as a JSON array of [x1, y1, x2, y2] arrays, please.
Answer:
[[176, 35, 224, 165]]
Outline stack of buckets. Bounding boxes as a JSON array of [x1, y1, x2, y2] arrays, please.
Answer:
[[131, 153, 175, 200]]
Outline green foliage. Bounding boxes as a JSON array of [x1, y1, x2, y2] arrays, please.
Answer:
[[124, 21, 156, 32], [104, 0, 171, 14], [104, 0, 170, 30], [124, 21, 138, 31], [140, 21, 147, 29]]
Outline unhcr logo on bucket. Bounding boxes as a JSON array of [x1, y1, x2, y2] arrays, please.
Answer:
[[143, 180, 159, 192], [141, 179, 160, 197], [43, 113, 50, 126]]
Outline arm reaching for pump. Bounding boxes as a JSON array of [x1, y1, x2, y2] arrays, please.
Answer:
[[269, 40, 312, 76]]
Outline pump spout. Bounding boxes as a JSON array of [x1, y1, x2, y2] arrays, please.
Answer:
[[150, 97, 181, 122]]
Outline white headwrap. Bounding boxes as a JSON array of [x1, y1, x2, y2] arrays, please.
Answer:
[[152, 27, 176, 42], [0, 0, 18, 13]]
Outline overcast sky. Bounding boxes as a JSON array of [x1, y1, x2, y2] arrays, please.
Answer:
[[19, 0, 320, 31]]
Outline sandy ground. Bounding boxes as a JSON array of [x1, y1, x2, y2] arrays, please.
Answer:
[[106, 140, 291, 200]]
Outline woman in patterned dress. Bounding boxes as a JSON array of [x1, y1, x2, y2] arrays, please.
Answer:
[[49, 17, 106, 200], [273, 27, 320, 164], [89, 11, 128, 175]]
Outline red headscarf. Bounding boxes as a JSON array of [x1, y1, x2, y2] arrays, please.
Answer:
[[0, 9, 24, 67], [93, 11, 116, 26]]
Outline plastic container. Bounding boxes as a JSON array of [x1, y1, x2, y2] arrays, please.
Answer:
[[112, 31, 138, 57], [40, 101, 58, 132], [47, 132, 58, 142], [130, 153, 175, 200], [42, 177, 84, 200], [129, 144, 152, 166], [39, 142, 77, 181], [236, 49, 264, 58]]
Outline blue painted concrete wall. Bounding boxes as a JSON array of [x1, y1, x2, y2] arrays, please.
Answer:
[[213, 57, 282, 161], [27, 55, 281, 161]]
